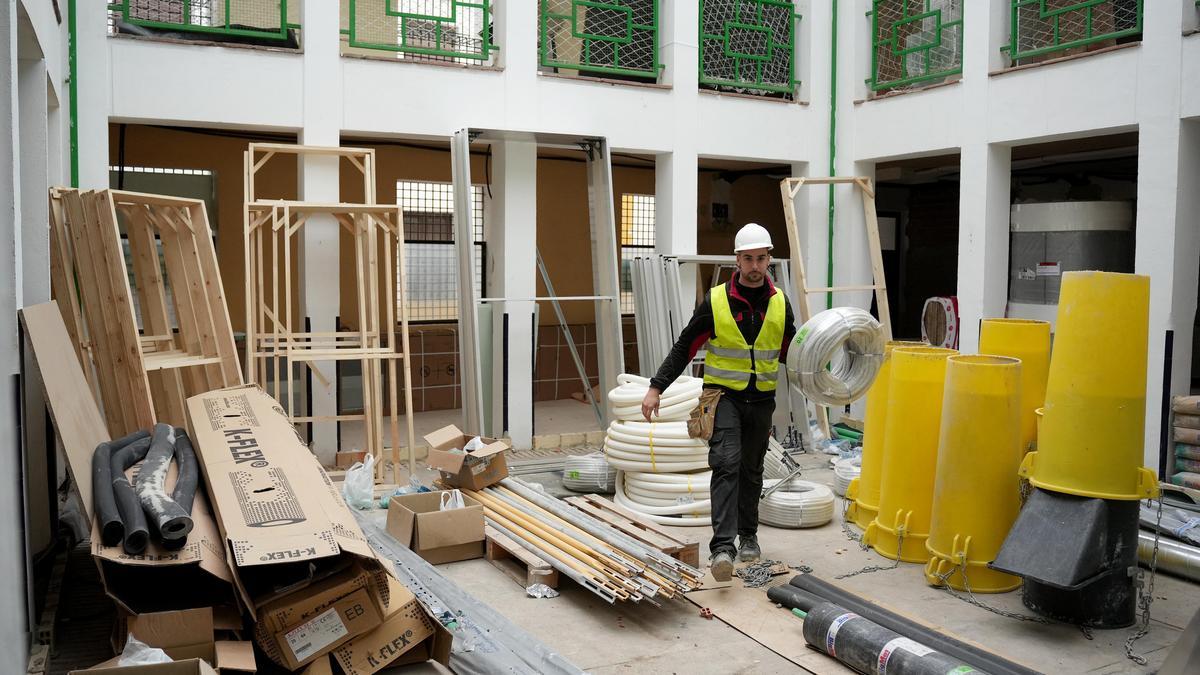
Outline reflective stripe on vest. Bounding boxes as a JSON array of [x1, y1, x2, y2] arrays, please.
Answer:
[[704, 283, 787, 391]]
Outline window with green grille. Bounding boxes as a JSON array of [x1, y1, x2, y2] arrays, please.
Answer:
[[343, 0, 495, 63], [619, 194, 655, 314], [1007, 0, 1142, 64], [869, 0, 963, 93], [107, 0, 299, 42], [538, 1, 660, 79], [699, 0, 800, 97]]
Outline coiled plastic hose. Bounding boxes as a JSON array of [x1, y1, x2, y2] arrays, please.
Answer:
[[833, 456, 862, 498], [614, 471, 712, 526], [763, 438, 799, 480], [604, 420, 710, 473], [608, 373, 702, 422], [759, 479, 835, 528], [562, 452, 618, 493], [786, 307, 886, 407]]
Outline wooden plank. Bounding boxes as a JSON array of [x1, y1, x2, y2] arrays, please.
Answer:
[[18, 302, 110, 523], [485, 525, 560, 590], [188, 201, 242, 386], [860, 184, 894, 341], [47, 189, 88, 371]]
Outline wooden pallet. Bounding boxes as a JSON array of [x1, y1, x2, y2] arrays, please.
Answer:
[[484, 525, 561, 590], [563, 493, 700, 568]]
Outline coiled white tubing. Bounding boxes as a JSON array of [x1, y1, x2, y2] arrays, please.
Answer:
[[759, 479, 836, 529], [763, 438, 797, 480], [786, 307, 886, 407], [609, 373, 703, 422], [614, 471, 712, 527], [562, 453, 618, 493], [833, 456, 862, 497]]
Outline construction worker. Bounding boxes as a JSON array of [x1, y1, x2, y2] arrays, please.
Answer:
[[641, 223, 795, 581]]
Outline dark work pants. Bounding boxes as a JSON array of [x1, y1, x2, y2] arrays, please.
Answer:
[[708, 394, 775, 556]]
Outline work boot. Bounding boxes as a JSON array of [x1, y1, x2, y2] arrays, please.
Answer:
[[738, 535, 761, 562], [710, 550, 735, 582]]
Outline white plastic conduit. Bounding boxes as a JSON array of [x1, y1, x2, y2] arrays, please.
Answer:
[[786, 307, 886, 407], [615, 471, 712, 527], [758, 479, 835, 528]]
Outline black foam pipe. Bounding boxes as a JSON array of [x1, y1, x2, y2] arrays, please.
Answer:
[[92, 429, 150, 546], [136, 424, 193, 542], [111, 437, 152, 554], [789, 574, 1039, 675]]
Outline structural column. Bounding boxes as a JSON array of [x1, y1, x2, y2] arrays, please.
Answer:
[[1134, 1, 1192, 470], [74, 0, 109, 188], [489, 140, 537, 448], [298, 1, 342, 463], [956, 0, 1011, 353]]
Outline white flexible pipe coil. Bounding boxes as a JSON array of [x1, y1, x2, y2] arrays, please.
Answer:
[[763, 438, 798, 480], [833, 456, 862, 497], [608, 373, 703, 422], [759, 479, 835, 528], [786, 307, 886, 407], [614, 471, 712, 527], [562, 452, 618, 493]]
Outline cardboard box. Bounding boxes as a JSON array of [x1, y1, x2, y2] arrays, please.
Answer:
[[184, 386, 390, 615], [253, 563, 389, 670], [74, 658, 219, 674], [423, 425, 509, 490], [385, 491, 485, 564], [98, 607, 256, 674], [331, 578, 451, 675]]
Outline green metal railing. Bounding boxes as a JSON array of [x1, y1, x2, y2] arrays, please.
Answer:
[[699, 0, 801, 96], [107, 0, 298, 42], [1007, 0, 1143, 63], [539, 1, 661, 79], [344, 0, 495, 62], [868, 1, 963, 92]]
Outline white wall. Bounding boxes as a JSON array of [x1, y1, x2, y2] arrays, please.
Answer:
[[77, 2, 1200, 465]]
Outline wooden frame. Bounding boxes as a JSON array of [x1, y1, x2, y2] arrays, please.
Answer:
[[242, 143, 417, 482], [779, 176, 894, 435], [48, 188, 242, 436]]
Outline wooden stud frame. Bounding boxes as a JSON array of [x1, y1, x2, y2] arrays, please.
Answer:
[[778, 176, 894, 435], [242, 143, 417, 481], [48, 188, 242, 436]]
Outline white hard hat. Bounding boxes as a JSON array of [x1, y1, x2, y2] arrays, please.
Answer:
[[734, 223, 773, 253]]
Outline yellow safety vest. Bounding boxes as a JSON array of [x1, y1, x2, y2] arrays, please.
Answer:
[[704, 283, 786, 391]]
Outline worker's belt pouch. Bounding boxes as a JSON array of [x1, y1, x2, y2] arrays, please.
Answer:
[[688, 388, 723, 440]]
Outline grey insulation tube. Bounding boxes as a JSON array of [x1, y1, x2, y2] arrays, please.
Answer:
[[801, 600, 987, 675], [170, 429, 198, 514], [136, 424, 193, 541], [790, 575, 1038, 675], [93, 429, 150, 546], [111, 437, 153, 554]]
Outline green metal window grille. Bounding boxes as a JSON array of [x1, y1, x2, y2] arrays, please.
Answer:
[[539, 1, 661, 79], [107, 0, 299, 42], [343, 1, 495, 62], [1007, 0, 1142, 63], [699, 0, 801, 96], [868, 0, 963, 92]]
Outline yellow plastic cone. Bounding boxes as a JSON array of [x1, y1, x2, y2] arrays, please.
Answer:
[[847, 341, 927, 530], [925, 355, 1023, 592], [1020, 272, 1159, 500], [866, 346, 958, 562], [979, 319, 1051, 456]]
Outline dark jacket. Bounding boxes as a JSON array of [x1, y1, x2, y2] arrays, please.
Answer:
[[649, 271, 797, 401]]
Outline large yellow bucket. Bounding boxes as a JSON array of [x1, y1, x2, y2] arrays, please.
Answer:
[[847, 340, 927, 530], [979, 319, 1051, 456], [925, 355, 1023, 592], [866, 346, 958, 562], [1020, 272, 1158, 500]]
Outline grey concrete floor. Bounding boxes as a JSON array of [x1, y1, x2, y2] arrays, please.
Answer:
[[385, 451, 1199, 674]]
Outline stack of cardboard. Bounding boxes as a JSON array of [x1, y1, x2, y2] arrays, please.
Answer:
[[185, 385, 452, 673]]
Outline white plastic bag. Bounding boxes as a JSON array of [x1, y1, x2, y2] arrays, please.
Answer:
[[342, 454, 376, 510], [463, 436, 485, 453], [118, 635, 172, 666], [440, 489, 465, 511]]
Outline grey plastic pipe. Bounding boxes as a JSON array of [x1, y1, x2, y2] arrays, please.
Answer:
[[1139, 531, 1200, 583]]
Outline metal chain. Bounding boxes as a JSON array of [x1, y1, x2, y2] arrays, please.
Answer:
[[836, 528, 904, 579], [933, 559, 1049, 624], [1124, 493, 1164, 666], [839, 498, 870, 550]]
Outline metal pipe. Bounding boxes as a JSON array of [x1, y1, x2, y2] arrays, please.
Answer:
[[1139, 531, 1200, 583], [789, 575, 1039, 675], [110, 437, 153, 554], [93, 429, 150, 546]]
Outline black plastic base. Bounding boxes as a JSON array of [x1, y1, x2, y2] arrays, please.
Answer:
[[1022, 573, 1136, 629]]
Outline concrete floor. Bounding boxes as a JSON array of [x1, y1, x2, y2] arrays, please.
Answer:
[[379, 451, 1199, 674]]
